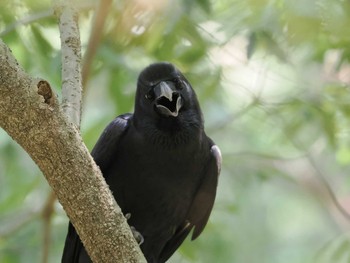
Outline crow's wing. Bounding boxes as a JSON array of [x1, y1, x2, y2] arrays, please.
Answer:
[[189, 144, 221, 239], [61, 114, 131, 263], [61, 222, 91, 263], [91, 113, 132, 172], [159, 142, 221, 262]]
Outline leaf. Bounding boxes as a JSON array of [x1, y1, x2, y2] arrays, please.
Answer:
[[247, 31, 257, 59], [195, 0, 212, 14], [30, 25, 53, 55]]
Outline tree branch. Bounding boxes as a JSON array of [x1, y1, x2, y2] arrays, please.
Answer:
[[38, 2, 85, 260], [0, 2, 95, 37], [82, 0, 112, 90], [0, 9, 53, 37], [42, 191, 57, 263], [54, 0, 83, 128], [0, 39, 146, 262]]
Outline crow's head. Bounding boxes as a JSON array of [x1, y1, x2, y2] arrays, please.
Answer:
[[135, 62, 200, 119]]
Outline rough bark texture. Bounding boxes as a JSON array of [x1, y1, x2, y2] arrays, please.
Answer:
[[0, 40, 146, 263], [55, 1, 83, 127]]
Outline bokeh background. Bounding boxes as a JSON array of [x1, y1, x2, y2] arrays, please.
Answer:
[[1, 0, 350, 262]]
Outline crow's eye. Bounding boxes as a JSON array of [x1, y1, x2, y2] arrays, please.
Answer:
[[145, 89, 155, 100], [173, 78, 183, 90]]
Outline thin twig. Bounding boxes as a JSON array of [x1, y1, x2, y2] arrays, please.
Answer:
[[41, 191, 57, 263], [304, 151, 350, 221], [0, 9, 53, 37], [262, 104, 350, 222], [0, 2, 95, 37], [0, 208, 41, 238], [208, 98, 259, 133], [225, 150, 307, 161], [82, 0, 112, 90]]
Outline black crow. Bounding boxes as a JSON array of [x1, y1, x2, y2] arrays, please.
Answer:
[[62, 62, 221, 263]]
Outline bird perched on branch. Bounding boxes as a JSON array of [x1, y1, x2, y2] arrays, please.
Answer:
[[62, 62, 221, 263]]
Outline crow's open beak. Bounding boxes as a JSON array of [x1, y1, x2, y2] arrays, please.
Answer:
[[154, 81, 182, 117]]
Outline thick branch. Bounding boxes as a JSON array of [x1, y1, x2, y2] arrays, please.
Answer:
[[0, 40, 146, 262]]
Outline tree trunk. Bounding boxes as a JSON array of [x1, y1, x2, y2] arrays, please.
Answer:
[[0, 40, 146, 263]]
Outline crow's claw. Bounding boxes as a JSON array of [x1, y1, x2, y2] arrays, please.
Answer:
[[125, 213, 144, 245], [131, 226, 144, 245]]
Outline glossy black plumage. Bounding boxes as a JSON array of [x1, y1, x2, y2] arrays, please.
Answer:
[[62, 62, 221, 263]]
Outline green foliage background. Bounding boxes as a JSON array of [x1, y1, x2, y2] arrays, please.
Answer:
[[1, 0, 350, 262]]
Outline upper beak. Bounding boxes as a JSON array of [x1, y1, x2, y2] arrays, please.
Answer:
[[154, 81, 182, 117]]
